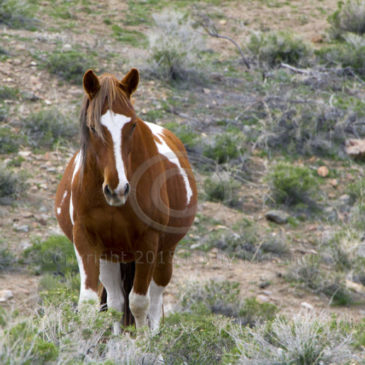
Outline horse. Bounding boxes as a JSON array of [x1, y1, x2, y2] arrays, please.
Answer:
[[55, 68, 197, 333]]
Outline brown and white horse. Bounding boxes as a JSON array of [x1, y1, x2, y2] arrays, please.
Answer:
[[55, 68, 197, 333]]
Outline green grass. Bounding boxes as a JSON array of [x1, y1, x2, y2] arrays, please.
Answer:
[[0, 0, 39, 29], [40, 49, 96, 84], [22, 108, 77, 149], [111, 25, 147, 46], [23, 235, 78, 276]]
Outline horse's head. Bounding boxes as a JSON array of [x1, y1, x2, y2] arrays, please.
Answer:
[[81, 69, 139, 207]]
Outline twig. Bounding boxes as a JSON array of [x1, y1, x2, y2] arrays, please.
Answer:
[[280, 63, 310, 74], [197, 13, 250, 69]]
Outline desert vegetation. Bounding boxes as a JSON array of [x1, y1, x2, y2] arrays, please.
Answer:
[[1, 0, 365, 363]]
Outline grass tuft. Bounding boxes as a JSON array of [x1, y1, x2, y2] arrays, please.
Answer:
[[0, 165, 27, 205]]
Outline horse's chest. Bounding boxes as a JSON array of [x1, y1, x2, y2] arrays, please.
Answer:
[[84, 208, 138, 249]]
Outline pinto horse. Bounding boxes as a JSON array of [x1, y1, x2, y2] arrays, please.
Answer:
[[55, 68, 197, 333]]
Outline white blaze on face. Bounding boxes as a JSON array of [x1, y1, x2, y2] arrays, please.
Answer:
[[145, 121, 193, 205], [101, 110, 130, 193]]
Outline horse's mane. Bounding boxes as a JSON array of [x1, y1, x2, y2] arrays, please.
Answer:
[[79, 74, 134, 173]]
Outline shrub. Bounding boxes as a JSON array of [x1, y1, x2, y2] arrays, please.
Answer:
[[204, 173, 241, 208], [233, 313, 357, 364], [248, 31, 312, 67], [287, 254, 353, 306], [42, 49, 95, 84], [0, 127, 23, 154], [0, 0, 38, 29], [328, 0, 365, 39], [0, 166, 27, 205], [203, 133, 245, 164], [146, 312, 234, 365], [268, 162, 319, 208], [23, 235, 78, 276], [179, 280, 277, 326], [164, 122, 201, 151], [147, 10, 205, 81], [0, 85, 19, 100], [317, 35, 365, 78], [22, 108, 77, 149], [0, 245, 16, 272]]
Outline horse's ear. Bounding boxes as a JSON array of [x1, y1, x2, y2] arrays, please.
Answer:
[[83, 69, 100, 99], [121, 68, 139, 97]]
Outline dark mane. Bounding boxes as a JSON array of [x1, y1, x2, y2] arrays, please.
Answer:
[[79, 74, 134, 174]]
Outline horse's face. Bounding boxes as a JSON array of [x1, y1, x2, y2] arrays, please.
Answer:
[[83, 69, 139, 207]]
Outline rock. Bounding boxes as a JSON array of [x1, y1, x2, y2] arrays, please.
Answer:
[[20, 240, 32, 250], [323, 206, 338, 222], [256, 295, 270, 303], [22, 91, 39, 101], [301, 302, 314, 310], [329, 179, 338, 188], [259, 281, 271, 289], [0, 290, 13, 302], [345, 138, 365, 160], [265, 210, 289, 224], [346, 280, 365, 294], [317, 166, 329, 177], [14, 224, 29, 233]]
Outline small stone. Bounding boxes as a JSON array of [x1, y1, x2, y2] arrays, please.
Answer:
[[203, 88, 211, 94], [256, 295, 270, 303], [329, 179, 338, 188], [14, 224, 29, 233], [0, 290, 13, 302], [265, 210, 289, 224], [20, 240, 32, 250], [338, 194, 351, 206], [259, 281, 271, 289], [317, 166, 329, 177], [301, 302, 314, 310]]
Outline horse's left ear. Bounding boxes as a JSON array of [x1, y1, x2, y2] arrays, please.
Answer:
[[83, 69, 100, 99], [121, 68, 139, 97]]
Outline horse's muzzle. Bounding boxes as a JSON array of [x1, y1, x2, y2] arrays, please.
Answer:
[[103, 182, 130, 206]]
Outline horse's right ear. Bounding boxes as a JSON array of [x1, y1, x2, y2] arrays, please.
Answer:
[[83, 69, 100, 99]]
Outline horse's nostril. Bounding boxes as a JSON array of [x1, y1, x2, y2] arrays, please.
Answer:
[[124, 183, 130, 195], [104, 184, 112, 196]]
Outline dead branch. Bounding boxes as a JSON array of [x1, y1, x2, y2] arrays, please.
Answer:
[[197, 13, 250, 69], [280, 63, 310, 74]]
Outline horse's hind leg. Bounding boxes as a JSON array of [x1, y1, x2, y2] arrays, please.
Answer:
[[148, 250, 174, 333], [99, 259, 124, 335], [129, 231, 159, 330]]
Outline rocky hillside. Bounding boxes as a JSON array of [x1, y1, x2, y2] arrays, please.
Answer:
[[0, 0, 365, 363]]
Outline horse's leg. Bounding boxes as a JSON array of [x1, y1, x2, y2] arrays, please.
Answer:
[[99, 259, 123, 335], [148, 250, 174, 333], [129, 232, 159, 330], [73, 224, 100, 309]]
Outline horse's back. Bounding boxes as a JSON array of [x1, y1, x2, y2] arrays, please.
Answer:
[[55, 151, 79, 242]]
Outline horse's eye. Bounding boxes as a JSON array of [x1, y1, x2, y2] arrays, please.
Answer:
[[90, 126, 96, 134]]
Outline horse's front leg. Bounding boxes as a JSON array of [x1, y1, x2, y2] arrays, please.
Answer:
[[129, 231, 159, 330], [73, 223, 100, 309]]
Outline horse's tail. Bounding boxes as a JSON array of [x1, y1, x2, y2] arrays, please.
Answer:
[[99, 261, 135, 327]]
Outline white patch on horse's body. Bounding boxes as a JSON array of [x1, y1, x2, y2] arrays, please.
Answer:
[[145, 121, 192, 204], [57, 190, 68, 216], [148, 280, 165, 333], [129, 291, 150, 329], [69, 195, 74, 225], [74, 246, 98, 306], [101, 111, 130, 193], [99, 259, 124, 335], [69, 151, 82, 226]]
